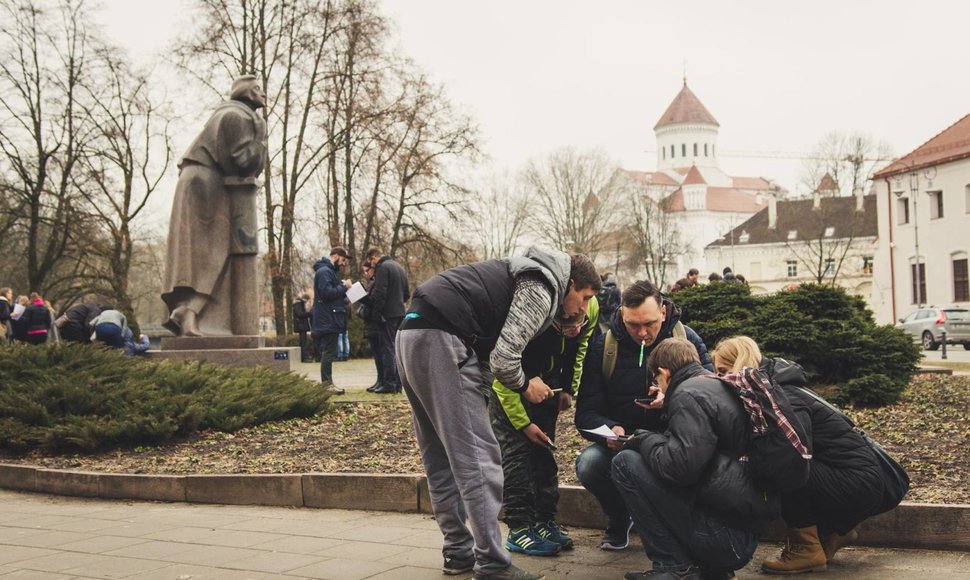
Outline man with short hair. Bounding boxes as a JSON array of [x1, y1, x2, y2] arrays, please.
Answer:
[[397, 247, 600, 580], [613, 338, 777, 580], [311, 247, 353, 394], [0, 287, 12, 343], [362, 247, 410, 394], [685, 268, 700, 287], [574, 280, 712, 551]]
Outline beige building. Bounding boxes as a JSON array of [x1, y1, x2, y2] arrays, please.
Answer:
[[871, 114, 970, 324], [703, 184, 877, 301]]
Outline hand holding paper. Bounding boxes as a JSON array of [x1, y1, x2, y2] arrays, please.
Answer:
[[346, 282, 368, 303]]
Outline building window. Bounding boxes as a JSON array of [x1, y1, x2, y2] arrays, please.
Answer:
[[928, 190, 944, 219], [862, 256, 874, 275], [693, 143, 698, 156], [682, 144, 686, 157], [787, 260, 798, 277], [824, 258, 835, 276], [824, 226, 835, 237], [712, 145, 715, 156], [955, 258, 969, 302], [787, 230, 797, 241], [911, 263, 926, 305], [662, 147, 665, 160], [897, 197, 909, 224], [671, 144, 675, 159], [965, 184, 970, 214], [704, 143, 708, 156]]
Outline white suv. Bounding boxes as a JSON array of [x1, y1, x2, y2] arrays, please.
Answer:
[[895, 307, 970, 350]]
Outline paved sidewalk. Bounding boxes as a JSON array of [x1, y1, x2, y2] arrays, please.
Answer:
[[1, 490, 969, 579]]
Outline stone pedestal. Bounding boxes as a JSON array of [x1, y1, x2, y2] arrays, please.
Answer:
[[151, 336, 298, 374]]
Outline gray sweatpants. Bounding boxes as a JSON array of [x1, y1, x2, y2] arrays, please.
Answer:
[[396, 328, 510, 574]]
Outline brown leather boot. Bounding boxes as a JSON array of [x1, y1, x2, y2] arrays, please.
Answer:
[[821, 528, 859, 562], [762, 526, 827, 575]]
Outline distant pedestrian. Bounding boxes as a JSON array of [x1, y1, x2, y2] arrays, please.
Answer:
[[597, 272, 621, 333], [292, 292, 313, 363], [311, 247, 354, 395], [89, 308, 128, 348], [0, 287, 12, 344], [359, 263, 384, 392], [708, 272, 722, 283], [21, 293, 52, 345], [57, 303, 106, 344], [122, 328, 150, 356], [685, 268, 700, 287], [362, 247, 410, 394], [722, 266, 739, 283]]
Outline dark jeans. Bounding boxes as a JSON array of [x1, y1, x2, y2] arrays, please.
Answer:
[[489, 392, 561, 529], [377, 317, 402, 388], [575, 443, 629, 529], [94, 323, 124, 348], [313, 332, 339, 384], [612, 450, 758, 572], [368, 333, 383, 380], [297, 331, 309, 362], [781, 461, 881, 536]]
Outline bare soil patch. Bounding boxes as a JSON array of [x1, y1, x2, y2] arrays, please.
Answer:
[[3, 374, 968, 504]]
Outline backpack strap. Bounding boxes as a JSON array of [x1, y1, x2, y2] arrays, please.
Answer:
[[672, 321, 686, 340], [602, 329, 618, 382]]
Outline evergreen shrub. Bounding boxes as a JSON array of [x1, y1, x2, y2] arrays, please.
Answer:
[[674, 283, 920, 406], [0, 343, 332, 453]]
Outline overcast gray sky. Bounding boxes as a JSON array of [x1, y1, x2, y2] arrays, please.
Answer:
[[102, 0, 969, 196]]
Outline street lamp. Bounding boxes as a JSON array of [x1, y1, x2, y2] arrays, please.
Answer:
[[893, 167, 933, 307]]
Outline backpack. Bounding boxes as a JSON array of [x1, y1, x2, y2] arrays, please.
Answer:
[[717, 366, 812, 493], [601, 322, 686, 382]]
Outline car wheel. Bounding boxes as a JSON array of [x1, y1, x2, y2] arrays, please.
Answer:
[[922, 331, 939, 351]]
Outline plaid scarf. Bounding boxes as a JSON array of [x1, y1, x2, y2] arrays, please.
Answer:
[[718, 367, 811, 459]]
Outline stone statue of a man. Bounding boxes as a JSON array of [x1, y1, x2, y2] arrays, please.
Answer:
[[161, 75, 266, 337]]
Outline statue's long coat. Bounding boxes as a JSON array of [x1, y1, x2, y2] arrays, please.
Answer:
[[161, 99, 265, 333]]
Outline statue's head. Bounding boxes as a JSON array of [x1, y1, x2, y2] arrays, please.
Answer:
[[230, 75, 266, 110]]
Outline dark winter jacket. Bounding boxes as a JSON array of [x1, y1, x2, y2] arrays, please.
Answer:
[[597, 274, 621, 324], [292, 299, 311, 333], [59, 303, 104, 343], [575, 298, 712, 440], [404, 246, 571, 364], [311, 258, 348, 335], [367, 256, 410, 321], [764, 358, 885, 526], [21, 300, 52, 344], [633, 362, 780, 532]]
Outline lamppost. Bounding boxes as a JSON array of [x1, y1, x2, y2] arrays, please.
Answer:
[[893, 166, 935, 307]]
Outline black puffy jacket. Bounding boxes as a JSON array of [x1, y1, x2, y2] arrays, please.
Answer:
[[635, 363, 780, 532]]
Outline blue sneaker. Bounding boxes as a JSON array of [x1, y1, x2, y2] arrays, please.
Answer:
[[504, 526, 561, 556], [535, 520, 574, 550]]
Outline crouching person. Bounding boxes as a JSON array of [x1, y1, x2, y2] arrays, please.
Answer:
[[613, 338, 778, 580]]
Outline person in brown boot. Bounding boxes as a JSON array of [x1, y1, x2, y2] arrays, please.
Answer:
[[762, 526, 827, 574], [821, 528, 858, 562]]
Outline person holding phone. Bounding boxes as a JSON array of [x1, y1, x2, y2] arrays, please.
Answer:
[[489, 299, 599, 557], [574, 280, 712, 551]]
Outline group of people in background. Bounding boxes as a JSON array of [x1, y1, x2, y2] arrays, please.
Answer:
[[299, 246, 410, 396], [0, 288, 148, 355], [668, 266, 747, 294], [384, 249, 901, 580]]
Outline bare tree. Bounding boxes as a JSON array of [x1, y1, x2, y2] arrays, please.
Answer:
[[626, 191, 686, 290], [73, 52, 173, 330], [788, 131, 889, 284], [522, 147, 620, 257], [464, 169, 529, 260], [0, 0, 100, 302]]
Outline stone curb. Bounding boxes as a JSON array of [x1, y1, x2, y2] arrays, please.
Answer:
[[1, 463, 967, 552]]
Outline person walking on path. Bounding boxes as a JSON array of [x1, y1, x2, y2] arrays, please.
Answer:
[[396, 247, 600, 580], [311, 247, 353, 395], [363, 247, 410, 394]]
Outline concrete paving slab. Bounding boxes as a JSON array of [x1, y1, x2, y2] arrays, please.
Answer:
[[1, 490, 969, 579]]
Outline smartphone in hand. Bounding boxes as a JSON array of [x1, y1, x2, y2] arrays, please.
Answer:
[[634, 392, 658, 405]]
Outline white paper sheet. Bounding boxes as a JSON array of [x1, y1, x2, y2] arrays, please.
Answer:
[[346, 281, 368, 304], [581, 425, 621, 440]]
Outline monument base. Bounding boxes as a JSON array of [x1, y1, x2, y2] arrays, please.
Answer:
[[145, 346, 300, 374], [160, 335, 265, 351]]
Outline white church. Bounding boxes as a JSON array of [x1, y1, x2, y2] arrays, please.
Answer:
[[608, 81, 784, 284]]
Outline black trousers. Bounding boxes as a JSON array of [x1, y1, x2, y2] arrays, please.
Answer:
[[377, 317, 402, 388], [313, 332, 339, 384]]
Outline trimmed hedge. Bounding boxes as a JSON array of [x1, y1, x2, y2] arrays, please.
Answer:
[[0, 343, 332, 453], [675, 283, 921, 406]]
